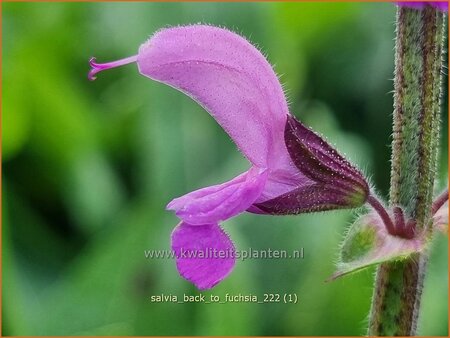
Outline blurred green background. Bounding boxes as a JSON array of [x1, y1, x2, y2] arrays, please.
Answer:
[[2, 2, 448, 336]]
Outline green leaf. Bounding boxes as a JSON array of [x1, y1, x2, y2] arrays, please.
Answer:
[[331, 212, 426, 280]]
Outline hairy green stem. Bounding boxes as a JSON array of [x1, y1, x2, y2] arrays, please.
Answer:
[[368, 6, 445, 336]]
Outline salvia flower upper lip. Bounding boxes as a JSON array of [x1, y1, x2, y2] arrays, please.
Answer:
[[89, 24, 370, 290]]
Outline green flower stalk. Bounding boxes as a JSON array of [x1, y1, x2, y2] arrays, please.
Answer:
[[368, 5, 446, 336]]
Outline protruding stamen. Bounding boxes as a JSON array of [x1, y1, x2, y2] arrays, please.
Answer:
[[88, 55, 138, 81]]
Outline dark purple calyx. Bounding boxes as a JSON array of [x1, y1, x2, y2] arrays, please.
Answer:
[[255, 115, 369, 214]]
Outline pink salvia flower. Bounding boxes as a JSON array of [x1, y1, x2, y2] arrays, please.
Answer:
[[89, 25, 369, 290]]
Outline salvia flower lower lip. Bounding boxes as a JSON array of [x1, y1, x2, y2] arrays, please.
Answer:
[[89, 24, 371, 290]]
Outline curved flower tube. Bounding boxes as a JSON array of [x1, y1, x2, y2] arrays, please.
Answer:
[[90, 25, 370, 290]]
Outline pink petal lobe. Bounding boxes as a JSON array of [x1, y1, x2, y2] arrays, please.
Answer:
[[136, 25, 289, 168], [171, 222, 236, 290], [167, 167, 268, 225]]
